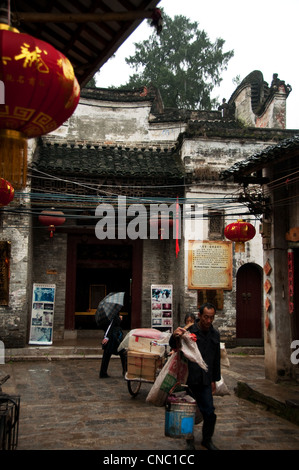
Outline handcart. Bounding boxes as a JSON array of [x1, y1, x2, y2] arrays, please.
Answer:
[[126, 342, 169, 397], [119, 328, 171, 397]]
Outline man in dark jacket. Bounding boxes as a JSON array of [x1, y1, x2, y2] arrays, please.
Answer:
[[170, 302, 221, 450]]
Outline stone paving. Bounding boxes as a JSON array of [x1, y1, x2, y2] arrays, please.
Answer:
[[1, 355, 299, 451]]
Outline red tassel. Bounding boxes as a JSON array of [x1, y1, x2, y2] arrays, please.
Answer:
[[175, 196, 180, 258]]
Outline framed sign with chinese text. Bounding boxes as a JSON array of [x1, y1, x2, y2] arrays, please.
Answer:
[[188, 241, 232, 290], [151, 284, 173, 332], [29, 283, 56, 345]]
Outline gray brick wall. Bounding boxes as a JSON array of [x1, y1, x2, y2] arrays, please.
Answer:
[[32, 229, 67, 341], [0, 210, 31, 348]]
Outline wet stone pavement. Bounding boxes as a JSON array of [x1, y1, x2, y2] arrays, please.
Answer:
[[1, 355, 299, 451]]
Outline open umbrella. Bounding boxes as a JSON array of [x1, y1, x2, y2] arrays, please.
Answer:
[[95, 292, 125, 329]]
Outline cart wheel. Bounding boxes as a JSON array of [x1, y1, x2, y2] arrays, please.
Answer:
[[127, 380, 141, 397]]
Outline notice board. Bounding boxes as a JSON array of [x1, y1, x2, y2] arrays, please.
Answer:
[[151, 284, 173, 332], [188, 241, 232, 290], [29, 283, 56, 345]]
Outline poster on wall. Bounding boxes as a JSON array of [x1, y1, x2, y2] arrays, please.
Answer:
[[151, 284, 173, 332], [29, 283, 56, 345]]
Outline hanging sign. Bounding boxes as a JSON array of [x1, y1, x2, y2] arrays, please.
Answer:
[[29, 283, 56, 345], [151, 284, 173, 332]]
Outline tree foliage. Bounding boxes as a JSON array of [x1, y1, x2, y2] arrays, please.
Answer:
[[117, 11, 234, 110]]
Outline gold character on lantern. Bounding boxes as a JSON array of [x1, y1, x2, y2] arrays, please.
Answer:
[[14, 43, 49, 73], [1, 57, 12, 65], [57, 57, 74, 80]]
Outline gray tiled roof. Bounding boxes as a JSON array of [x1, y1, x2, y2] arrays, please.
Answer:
[[33, 141, 185, 180], [220, 134, 299, 180]]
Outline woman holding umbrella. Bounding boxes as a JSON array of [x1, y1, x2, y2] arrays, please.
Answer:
[[95, 292, 127, 378], [100, 313, 127, 378]]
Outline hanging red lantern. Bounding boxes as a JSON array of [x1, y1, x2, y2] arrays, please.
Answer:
[[38, 210, 66, 238], [0, 23, 80, 189], [224, 219, 256, 252], [0, 177, 14, 205]]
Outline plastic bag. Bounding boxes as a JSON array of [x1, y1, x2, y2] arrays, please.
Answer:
[[146, 351, 188, 407], [214, 376, 230, 396], [220, 342, 230, 368], [180, 334, 208, 372], [118, 328, 170, 352]]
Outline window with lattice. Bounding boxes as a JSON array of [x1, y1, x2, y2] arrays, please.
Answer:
[[208, 210, 224, 240]]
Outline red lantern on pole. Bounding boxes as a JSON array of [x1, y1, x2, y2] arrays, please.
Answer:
[[0, 177, 14, 205], [0, 23, 80, 188], [38, 210, 66, 238], [224, 219, 256, 252]]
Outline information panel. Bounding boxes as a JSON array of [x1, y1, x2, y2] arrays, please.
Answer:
[[188, 241, 232, 290], [29, 283, 56, 345], [151, 284, 173, 332]]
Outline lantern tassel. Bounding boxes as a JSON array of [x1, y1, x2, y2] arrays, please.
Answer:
[[49, 225, 55, 238], [235, 241, 245, 253]]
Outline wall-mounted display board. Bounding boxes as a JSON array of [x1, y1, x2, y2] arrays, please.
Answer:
[[151, 284, 173, 332], [188, 241, 232, 290], [29, 283, 56, 345]]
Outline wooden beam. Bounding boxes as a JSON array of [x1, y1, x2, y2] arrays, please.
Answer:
[[13, 10, 154, 24]]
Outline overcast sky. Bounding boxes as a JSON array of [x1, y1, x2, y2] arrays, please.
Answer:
[[96, 0, 299, 130]]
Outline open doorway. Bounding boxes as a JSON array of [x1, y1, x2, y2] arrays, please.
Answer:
[[74, 244, 132, 330], [65, 236, 142, 332]]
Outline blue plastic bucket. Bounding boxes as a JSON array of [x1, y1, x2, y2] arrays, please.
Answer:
[[165, 401, 196, 439]]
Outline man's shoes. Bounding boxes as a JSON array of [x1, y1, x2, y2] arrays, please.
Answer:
[[99, 373, 110, 378], [201, 439, 219, 450]]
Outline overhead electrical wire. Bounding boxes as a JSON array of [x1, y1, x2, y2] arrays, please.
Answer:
[[5, 161, 296, 231]]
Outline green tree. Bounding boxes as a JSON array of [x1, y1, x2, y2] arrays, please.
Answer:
[[117, 11, 234, 110], [86, 76, 96, 88]]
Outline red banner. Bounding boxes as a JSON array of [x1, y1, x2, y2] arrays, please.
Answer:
[[288, 249, 294, 314]]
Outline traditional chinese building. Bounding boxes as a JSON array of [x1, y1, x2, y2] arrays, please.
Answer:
[[0, 71, 298, 357]]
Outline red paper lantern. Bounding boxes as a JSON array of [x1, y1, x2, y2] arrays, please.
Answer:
[[224, 219, 256, 252], [0, 23, 80, 188], [38, 210, 66, 238], [0, 177, 14, 205]]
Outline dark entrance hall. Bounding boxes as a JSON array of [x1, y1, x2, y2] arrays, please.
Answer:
[[65, 235, 142, 332]]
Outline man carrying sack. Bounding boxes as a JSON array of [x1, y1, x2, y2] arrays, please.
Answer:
[[170, 303, 221, 451]]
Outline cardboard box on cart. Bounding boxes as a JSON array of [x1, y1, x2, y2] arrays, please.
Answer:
[[127, 351, 162, 381], [128, 335, 165, 356]]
